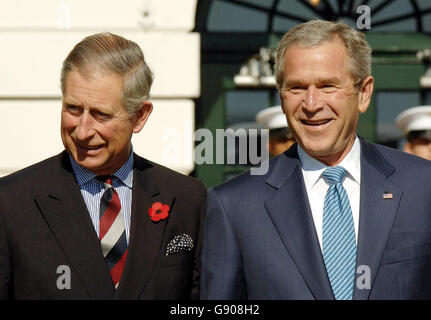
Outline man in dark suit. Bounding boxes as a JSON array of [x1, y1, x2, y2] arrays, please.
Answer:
[[201, 20, 431, 300], [0, 33, 206, 299]]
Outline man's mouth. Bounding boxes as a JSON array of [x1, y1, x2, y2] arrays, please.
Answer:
[[300, 119, 332, 126], [76, 142, 103, 151]]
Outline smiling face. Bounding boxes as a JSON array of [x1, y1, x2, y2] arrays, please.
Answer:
[[279, 38, 373, 166], [61, 69, 152, 175]]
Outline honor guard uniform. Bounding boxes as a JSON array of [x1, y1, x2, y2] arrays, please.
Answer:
[[396, 105, 431, 161], [256, 105, 295, 157]]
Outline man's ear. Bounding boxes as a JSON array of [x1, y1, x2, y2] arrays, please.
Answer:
[[132, 101, 153, 133], [358, 76, 374, 114]]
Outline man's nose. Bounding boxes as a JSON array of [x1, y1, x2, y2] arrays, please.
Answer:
[[303, 86, 324, 112], [75, 112, 96, 141]]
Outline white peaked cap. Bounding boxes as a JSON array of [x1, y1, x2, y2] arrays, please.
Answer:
[[396, 106, 431, 133], [256, 106, 288, 129]]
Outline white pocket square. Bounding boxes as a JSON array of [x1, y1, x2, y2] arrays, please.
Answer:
[[166, 234, 194, 256]]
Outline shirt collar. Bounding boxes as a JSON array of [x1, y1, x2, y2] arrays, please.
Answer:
[[69, 149, 134, 188], [297, 136, 361, 187]]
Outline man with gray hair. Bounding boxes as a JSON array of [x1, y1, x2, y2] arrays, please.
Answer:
[[201, 20, 431, 300], [0, 33, 206, 299]]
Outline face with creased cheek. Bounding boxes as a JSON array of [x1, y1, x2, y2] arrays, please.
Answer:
[[279, 38, 373, 166], [61, 69, 151, 175]]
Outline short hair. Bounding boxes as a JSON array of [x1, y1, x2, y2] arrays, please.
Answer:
[[274, 20, 372, 89], [61, 32, 153, 116], [407, 130, 431, 142]]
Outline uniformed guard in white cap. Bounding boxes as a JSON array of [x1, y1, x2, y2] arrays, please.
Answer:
[[396, 105, 431, 161], [256, 105, 295, 156]]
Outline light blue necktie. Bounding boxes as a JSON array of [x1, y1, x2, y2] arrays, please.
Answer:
[[322, 166, 356, 300]]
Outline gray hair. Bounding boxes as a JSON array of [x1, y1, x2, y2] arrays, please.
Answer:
[[274, 20, 372, 88], [61, 32, 153, 116]]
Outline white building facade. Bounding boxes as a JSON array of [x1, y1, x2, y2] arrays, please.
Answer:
[[0, 0, 200, 176]]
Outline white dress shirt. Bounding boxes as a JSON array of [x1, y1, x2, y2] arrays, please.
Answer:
[[297, 136, 361, 251]]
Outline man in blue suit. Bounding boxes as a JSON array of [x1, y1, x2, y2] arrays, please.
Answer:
[[200, 20, 431, 300]]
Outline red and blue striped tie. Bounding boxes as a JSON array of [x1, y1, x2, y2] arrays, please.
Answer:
[[98, 176, 128, 289]]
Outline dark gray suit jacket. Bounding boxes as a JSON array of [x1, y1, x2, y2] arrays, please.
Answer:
[[0, 151, 206, 299], [201, 139, 431, 299]]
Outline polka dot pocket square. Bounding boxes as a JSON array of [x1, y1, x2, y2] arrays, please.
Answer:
[[166, 234, 194, 256]]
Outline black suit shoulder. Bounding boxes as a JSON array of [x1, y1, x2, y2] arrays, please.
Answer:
[[134, 154, 207, 201], [0, 153, 63, 197]]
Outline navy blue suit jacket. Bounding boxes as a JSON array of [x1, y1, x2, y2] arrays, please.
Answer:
[[201, 139, 431, 299]]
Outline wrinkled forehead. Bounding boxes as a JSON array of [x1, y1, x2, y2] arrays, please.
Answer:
[[282, 39, 355, 83], [284, 36, 348, 60], [63, 66, 124, 95], [285, 40, 349, 71]]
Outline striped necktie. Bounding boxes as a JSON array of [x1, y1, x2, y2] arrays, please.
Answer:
[[97, 176, 128, 289], [322, 166, 357, 300]]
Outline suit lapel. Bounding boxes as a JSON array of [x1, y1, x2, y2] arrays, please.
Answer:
[[353, 140, 401, 300], [114, 155, 173, 299], [265, 146, 334, 300], [35, 152, 115, 299]]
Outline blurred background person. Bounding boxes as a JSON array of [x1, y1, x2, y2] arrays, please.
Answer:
[[396, 106, 431, 161], [256, 105, 295, 156]]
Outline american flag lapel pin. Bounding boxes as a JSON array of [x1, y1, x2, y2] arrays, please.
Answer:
[[383, 192, 393, 199]]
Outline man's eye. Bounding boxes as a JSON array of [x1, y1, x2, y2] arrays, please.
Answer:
[[288, 86, 306, 93], [94, 111, 111, 120], [320, 85, 338, 93], [66, 105, 80, 113]]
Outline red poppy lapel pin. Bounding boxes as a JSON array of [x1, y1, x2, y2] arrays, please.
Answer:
[[148, 202, 170, 222]]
